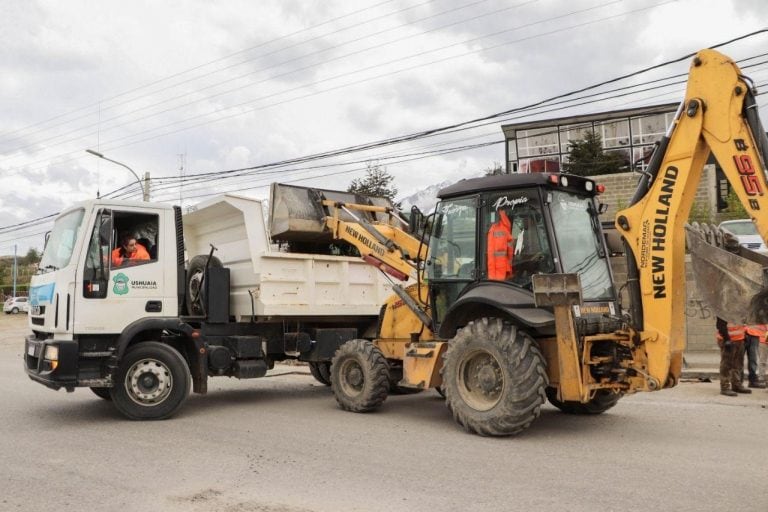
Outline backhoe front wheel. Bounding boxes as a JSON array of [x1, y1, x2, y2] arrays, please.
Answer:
[[443, 318, 547, 436], [331, 339, 389, 412], [111, 342, 191, 420]]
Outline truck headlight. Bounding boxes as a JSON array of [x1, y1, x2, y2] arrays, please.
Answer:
[[44, 345, 59, 370]]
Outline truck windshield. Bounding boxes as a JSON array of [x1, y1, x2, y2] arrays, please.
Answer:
[[549, 191, 614, 301], [39, 208, 85, 271]]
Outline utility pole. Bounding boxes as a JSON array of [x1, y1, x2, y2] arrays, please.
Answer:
[[12, 244, 17, 298], [178, 153, 186, 208], [143, 172, 151, 201]]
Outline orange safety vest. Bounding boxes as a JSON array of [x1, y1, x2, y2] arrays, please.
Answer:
[[716, 324, 745, 343], [487, 210, 514, 280], [746, 324, 768, 343], [111, 243, 150, 267]]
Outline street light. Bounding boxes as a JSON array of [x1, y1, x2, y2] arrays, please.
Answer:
[[86, 149, 148, 201]]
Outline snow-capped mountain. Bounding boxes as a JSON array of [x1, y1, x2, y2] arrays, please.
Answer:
[[397, 180, 454, 213]]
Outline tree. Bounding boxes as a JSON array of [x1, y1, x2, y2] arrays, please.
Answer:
[[563, 131, 624, 177], [22, 248, 41, 266], [348, 162, 398, 201], [484, 162, 504, 176]]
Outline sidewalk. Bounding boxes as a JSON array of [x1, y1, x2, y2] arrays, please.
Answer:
[[681, 350, 719, 380]]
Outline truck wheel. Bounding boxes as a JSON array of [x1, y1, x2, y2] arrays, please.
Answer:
[[111, 342, 191, 420], [308, 361, 332, 386], [90, 387, 112, 400], [331, 339, 389, 412], [545, 388, 622, 414], [186, 255, 222, 316], [442, 318, 547, 436]]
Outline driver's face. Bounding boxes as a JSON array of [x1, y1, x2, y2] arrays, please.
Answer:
[[123, 239, 137, 254]]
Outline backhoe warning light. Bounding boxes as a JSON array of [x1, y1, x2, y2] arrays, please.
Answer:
[[596, 184, 606, 194]]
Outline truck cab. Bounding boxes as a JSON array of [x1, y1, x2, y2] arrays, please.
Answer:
[[25, 199, 180, 389]]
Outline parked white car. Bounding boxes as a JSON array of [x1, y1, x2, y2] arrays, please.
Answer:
[[4, 296, 30, 314], [719, 219, 768, 254]]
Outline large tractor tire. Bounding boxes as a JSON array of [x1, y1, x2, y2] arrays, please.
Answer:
[[90, 387, 112, 400], [442, 318, 547, 436], [331, 339, 389, 412], [545, 388, 622, 415], [308, 361, 332, 386], [186, 254, 223, 316], [111, 342, 191, 420]]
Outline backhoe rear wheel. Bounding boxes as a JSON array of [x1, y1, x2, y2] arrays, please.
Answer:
[[443, 318, 547, 436], [545, 388, 622, 414], [331, 339, 389, 412]]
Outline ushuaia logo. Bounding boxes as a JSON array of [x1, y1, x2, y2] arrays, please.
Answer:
[[113, 273, 130, 295]]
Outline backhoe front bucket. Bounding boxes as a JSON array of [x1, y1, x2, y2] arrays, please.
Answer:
[[685, 223, 768, 324], [269, 183, 396, 243]]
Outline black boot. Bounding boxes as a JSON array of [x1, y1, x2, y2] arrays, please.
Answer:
[[721, 389, 738, 397]]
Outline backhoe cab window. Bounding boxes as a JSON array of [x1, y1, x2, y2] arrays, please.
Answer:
[[429, 199, 477, 279], [110, 212, 159, 269], [483, 190, 554, 290], [549, 190, 614, 301]]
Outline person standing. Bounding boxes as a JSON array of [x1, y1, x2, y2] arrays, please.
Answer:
[[716, 318, 752, 396]]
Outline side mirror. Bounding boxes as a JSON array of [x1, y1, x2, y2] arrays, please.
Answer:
[[44, 231, 51, 250], [408, 206, 425, 234]]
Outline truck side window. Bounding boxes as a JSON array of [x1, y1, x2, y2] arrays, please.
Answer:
[[83, 209, 111, 299], [110, 212, 159, 269]]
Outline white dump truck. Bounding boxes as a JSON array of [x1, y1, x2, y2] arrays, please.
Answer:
[[23, 184, 397, 419]]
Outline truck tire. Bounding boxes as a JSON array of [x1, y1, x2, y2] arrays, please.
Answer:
[[442, 318, 547, 436], [545, 388, 622, 414], [186, 255, 223, 316], [308, 361, 332, 386], [331, 339, 389, 412], [90, 387, 112, 400], [111, 342, 191, 420]]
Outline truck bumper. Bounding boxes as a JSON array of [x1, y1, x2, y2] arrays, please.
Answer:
[[24, 335, 79, 391]]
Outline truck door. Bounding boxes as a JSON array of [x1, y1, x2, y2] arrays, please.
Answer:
[[75, 207, 174, 334]]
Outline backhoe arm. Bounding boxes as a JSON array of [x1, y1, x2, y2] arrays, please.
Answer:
[[616, 49, 768, 390]]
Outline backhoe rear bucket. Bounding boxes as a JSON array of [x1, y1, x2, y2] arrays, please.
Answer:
[[685, 223, 768, 324]]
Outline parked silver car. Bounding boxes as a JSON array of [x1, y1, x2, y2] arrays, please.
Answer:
[[3, 296, 30, 314], [718, 219, 768, 254]]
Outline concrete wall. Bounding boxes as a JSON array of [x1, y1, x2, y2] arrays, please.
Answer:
[[597, 167, 719, 353]]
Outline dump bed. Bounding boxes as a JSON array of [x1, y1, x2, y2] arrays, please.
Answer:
[[183, 193, 393, 322]]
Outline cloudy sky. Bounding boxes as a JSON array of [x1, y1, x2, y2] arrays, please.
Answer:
[[1, 0, 766, 254]]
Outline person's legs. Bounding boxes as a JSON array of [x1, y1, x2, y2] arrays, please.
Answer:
[[720, 343, 736, 396], [758, 342, 768, 384], [745, 334, 762, 386], [731, 343, 752, 393]]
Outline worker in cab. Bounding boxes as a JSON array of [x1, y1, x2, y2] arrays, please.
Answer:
[[111, 232, 150, 267], [716, 318, 752, 396], [487, 209, 514, 280]]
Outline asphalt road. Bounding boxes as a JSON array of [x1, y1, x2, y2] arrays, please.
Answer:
[[2, 313, 767, 512]]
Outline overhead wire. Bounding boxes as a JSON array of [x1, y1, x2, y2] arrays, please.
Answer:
[[2, 28, 768, 242]]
